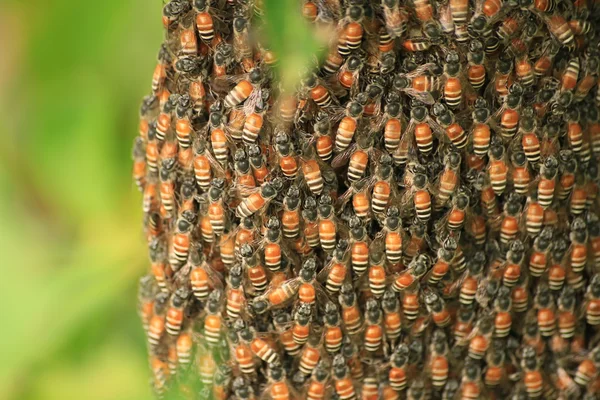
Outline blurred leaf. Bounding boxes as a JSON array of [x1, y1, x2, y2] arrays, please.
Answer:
[[262, 0, 326, 92]]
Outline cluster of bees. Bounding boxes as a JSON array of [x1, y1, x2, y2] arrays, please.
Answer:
[[133, 0, 600, 398]]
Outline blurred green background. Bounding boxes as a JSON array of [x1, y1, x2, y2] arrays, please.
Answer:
[[0, 0, 321, 399], [0, 0, 161, 398]]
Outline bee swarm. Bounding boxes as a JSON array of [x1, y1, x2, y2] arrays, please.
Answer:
[[135, 0, 600, 398]]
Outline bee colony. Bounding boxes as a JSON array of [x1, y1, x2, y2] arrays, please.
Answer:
[[134, 0, 600, 398]]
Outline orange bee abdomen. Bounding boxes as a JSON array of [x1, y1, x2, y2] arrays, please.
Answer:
[[472, 124, 491, 157], [251, 338, 278, 363], [237, 192, 266, 217], [369, 264, 386, 297], [385, 231, 402, 264], [500, 215, 518, 244], [146, 142, 159, 174], [558, 311, 576, 339], [180, 28, 198, 55], [209, 129, 227, 164], [352, 242, 369, 277], [191, 266, 210, 300], [445, 122, 467, 149], [432, 309, 451, 327], [171, 233, 190, 265], [352, 191, 370, 218], [271, 382, 290, 400], [196, 12, 214, 42], [500, 108, 519, 139], [303, 159, 324, 195], [302, 1, 318, 21], [467, 154, 485, 171], [364, 324, 383, 352], [226, 288, 244, 320], [460, 276, 478, 305], [529, 252, 547, 277], [494, 312, 512, 337], [444, 77, 462, 108], [268, 282, 298, 306], [299, 282, 316, 304], [414, 189, 432, 221], [516, 59, 534, 87], [448, 207, 466, 231], [503, 263, 521, 287], [348, 150, 368, 182], [570, 244, 587, 273], [468, 64, 486, 90], [468, 335, 489, 359], [482, 0, 502, 15], [243, 113, 263, 144], [512, 286, 528, 312], [338, 70, 355, 89], [413, 76, 432, 92], [495, 74, 513, 98], [304, 220, 320, 248], [534, 56, 552, 77], [299, 346, 321, 375], [568, 122, 583, 154], [133, 160, 146, 191], [319, 219, 337, 252], [148, 315, 165, 347], [414, 0, 434, 21], [415, 123, 434, 154], [372, 181, 391, 214], [402, 293, 419, 321], [537, 178, 555, 209], [235, 344, 255, 374], [384, 118, 402, 153], [570, 188, 587, 215], [345, 22, 363, 49], [489, 161, 508, 196], [431, 356, 449, 388], [336, 117, 358, 152], [208, 202, 225, 235], [575, 359, 597, 387], [225, 80, 253, 108], [335, 378, 356, 399], [203, 314, 222, 345], [264, 242, 282, 271], [548, 15, 574, 46], [587, 299, 600, 325], [538, 308, 556, 336], [152, 63, 166, 93], [279, 156, 298, 179], [437, 169, 458, 206], [316, 135, 334, 161], [524, 371, 543, 398], [248, 264, 268, 292], [311, 85, 332, 107], [512, 166, 530, 195], [325, 325, 343, 354]]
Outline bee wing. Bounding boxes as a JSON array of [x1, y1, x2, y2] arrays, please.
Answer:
[[331, 143, 357, 168], [405, 63, 436, 78], [397, 116, 418, 154], [402, 88, 436, 105], [475, 277, 493, 309], [243, 88, 264, 116], [427, 116, 448, 140], [228, 183, 260, 200]]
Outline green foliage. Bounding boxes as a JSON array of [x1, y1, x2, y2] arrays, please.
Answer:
[[0, 1, 315, 399], [261, 0, 326, 92]]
